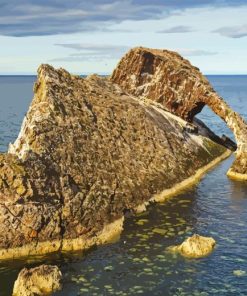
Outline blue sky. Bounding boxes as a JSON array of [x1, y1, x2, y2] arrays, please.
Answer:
[[0, 0, 247, 75]]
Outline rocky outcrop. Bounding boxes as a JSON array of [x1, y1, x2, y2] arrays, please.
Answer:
[[12, 265, 62, 296], [169, 234, 216, 258], [111, 47, 247, 179], [0, 62, 230, 259]]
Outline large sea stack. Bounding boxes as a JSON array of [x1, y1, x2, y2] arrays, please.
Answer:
[[0, 47, 238, 259], [111, 47, 247, 180]]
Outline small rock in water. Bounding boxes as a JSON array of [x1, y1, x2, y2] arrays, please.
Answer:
[[152, 228, 167, 235], [12, 264, 62, 296], [233, 269, 246, 277], [169, 234, 216, 258]]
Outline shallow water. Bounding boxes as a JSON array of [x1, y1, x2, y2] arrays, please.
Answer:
[[0, 75, 247, 295]]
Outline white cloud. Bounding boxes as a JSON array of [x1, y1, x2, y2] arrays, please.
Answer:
[[214, 24, 247, 38], [157, 26, 194, 33], [51, 44, 130, 62], [177, 49, 218, 56]]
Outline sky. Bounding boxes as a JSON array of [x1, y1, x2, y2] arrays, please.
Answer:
[[0, 0, 247, 75]]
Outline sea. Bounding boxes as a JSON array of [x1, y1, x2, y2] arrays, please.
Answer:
[[0, 75, 247, 296]]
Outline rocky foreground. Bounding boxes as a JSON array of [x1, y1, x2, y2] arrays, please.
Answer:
[[13, 265, 62, 296], [0, 47, 240, 259]]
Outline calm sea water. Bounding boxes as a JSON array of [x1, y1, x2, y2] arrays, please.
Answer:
[[0, 75, 247, 296]]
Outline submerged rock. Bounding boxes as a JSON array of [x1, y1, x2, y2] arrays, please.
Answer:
[[111, 47, 247, 179], [233, 269, 246, 277], [0, 55, 230, 259], [12, 264, 62, 296], [170, 234, 216, 258]]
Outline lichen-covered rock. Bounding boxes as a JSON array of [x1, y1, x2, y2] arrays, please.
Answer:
[[0, 62, 229, 259], [111, 47, 247, 179], [227, 151, 247, 180], [170, 234, 216, 258], [12, 265, 62, 296]]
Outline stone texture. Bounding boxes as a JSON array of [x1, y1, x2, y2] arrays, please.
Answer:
[[111, 47, 247, 178], [0, 63, 229, 259], [170, 234, 216, 258], [12, 264, 62, 296]]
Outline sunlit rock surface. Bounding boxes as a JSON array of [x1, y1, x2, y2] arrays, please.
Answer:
[[111, 47, 247, 179], [12, 264, 62, 296], [0, 61, 229, 259], [170, 234, 216, 258]]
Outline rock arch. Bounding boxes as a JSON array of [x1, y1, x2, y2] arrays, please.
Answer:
[[111, 47, 247, 180]]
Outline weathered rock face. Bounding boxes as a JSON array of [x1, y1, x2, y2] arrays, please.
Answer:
[[12, 264, 62, 296], [169, 234, 216, 258], [0, 63, 229, 259], [111, 47, 247, 179]]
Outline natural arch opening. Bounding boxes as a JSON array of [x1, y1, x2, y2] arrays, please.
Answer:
[[197, 105, 235, 142]]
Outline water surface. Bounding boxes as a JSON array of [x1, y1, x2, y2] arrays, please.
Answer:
[[0, 75, 247, 296]]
